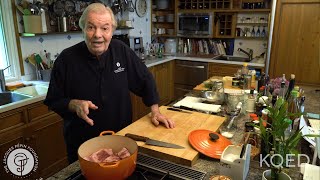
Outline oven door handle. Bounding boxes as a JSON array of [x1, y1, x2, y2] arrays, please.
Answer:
[[176, 64, 205, 69]]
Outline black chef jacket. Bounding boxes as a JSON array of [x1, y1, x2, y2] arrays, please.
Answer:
[[44, 39, 159, 163]]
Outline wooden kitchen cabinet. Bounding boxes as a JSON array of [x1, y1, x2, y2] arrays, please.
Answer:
[[0, 126, 25, 180], [27, 112, 67, 178], [209, 62, 241, 76], [153, 61, 174, 105], [151, 0, 176, 38], [215, 13, 236, 38], [131, 61, 174, 121], [208, 62, 264, 77], [0, 102, 68, 179]]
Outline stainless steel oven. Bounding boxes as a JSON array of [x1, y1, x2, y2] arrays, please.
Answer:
[[174, 60, 208, 99]]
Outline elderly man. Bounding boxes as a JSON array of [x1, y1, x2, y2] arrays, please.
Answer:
[[44, 3, 174, 163]]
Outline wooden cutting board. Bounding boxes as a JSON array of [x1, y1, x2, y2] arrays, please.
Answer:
[[116, 106, 226, 166]]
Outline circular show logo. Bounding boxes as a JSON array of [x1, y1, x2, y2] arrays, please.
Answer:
[[3, 144, 38, 178]]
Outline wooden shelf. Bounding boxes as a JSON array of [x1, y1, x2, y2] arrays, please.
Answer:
[[152, 8, 175, 11], [237, 23, 268, 26], [236, 9, 271, 12], [19, 31, 82, 37], [152, 34, 177, 38], [235, 36, 268, 40], [19, 26, 134, 37]]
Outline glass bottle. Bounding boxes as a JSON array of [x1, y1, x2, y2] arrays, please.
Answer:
[[256, 26, 261, 37], [251, 26, 256, 37], [241, 63, 249, 76], [284, 118, 292, 140], [285, 74, 295, 100], [261, 26, 266, 37], [246, 89, 255, 112], [287, 90, 300, 133], [157, 45, 163, 58], [279, 74, 286, 98]]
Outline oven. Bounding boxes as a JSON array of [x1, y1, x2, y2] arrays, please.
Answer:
[[174, 60, 208, 99]]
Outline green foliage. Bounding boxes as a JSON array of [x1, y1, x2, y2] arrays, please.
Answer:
[[257, 97, 306, 175]]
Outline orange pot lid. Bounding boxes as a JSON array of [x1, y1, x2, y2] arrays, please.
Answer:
[[188, 129, 232, 159]]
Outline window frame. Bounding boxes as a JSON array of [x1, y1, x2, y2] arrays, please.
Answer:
[[0, 0, 21, 82]]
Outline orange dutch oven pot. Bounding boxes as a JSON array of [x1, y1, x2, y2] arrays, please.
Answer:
[[78, 131, 138, 180]]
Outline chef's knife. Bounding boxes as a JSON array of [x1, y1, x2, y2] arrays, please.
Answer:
[[167, 107, 192, 114], [125, 133, 185, 149]]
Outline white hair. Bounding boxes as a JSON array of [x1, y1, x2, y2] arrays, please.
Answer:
[[78, 3, 117, 32]]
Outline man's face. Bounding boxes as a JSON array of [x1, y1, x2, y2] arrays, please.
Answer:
[[84, 11, 113, 56]]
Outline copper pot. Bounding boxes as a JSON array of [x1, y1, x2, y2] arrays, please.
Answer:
[[78, 131, 138, 180]]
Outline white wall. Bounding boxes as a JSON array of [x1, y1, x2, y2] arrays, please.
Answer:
[[19, 1, 152, 81]]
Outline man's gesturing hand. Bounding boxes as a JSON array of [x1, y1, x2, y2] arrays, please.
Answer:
[[68, 99, 98, 126]]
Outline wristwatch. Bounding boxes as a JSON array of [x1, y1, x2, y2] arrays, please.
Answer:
[[135, 0, 147, 17]]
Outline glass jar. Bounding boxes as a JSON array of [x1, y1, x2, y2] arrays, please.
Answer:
[[164, 38, 177, 54]]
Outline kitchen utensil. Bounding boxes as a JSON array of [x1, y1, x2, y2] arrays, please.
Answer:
[[78, 131, 138, 180], [125, 133, 185, 149], [167, 107, 192, 114], [188, 130, 232, 159]]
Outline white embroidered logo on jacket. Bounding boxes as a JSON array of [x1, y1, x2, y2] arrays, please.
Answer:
[[114, 62, 125, 73]]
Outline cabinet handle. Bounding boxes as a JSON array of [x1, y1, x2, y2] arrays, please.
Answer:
[[25, 137, 30, 142], [176, 64, 205, 69], [175, 87, 191, 92], [31, 135, 36, 139]]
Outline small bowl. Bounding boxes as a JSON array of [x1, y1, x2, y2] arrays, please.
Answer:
[[201, 91, 224, 105]]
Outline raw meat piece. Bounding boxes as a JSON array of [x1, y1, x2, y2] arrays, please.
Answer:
[[117, 147, 130, 159], [90, 148, 113, 163], [103, 155, 121, 162], [84, 147, 131, 163]]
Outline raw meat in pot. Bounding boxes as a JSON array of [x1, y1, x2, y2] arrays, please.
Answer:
[[84, 148, 131, 163], [117, 147, 130, 159], [89, 148, 113, 163], [103, 154, 121, 162]]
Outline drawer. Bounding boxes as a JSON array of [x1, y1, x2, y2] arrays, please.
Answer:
[[0, 108, 26, 132], [27, 102, 52, 122]]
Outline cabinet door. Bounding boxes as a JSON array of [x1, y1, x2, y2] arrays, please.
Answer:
[[0, 127, 25, 179], [130, 67, 155, 121], [269, 0, 320, 86], [154, 62, 174, 105], [27, 113, 68, 178]]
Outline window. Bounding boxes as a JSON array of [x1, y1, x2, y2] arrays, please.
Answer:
[[0, 1, 21, 82]]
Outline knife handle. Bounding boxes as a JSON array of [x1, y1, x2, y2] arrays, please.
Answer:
[[167, 107, 182, 112], [125, 133, 149, 142]]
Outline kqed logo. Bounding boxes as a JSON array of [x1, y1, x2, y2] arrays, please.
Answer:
[[3, 143, 38, 178]]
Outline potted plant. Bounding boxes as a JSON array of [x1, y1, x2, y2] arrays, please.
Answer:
[[257, 97, 318, 180]]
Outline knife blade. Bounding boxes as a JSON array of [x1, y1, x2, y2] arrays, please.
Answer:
[[125, 133, 185, 149], [167, 107, 192, 114]]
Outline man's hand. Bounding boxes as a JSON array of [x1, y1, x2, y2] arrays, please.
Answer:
[[150, 104, 175, 129], [68, 99, 98, 126]]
